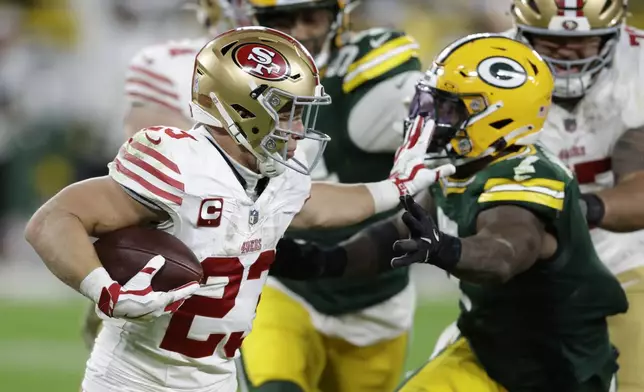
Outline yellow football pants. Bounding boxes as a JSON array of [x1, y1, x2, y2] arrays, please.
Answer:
[[608, 266, 644, 392], [241, 285, 408, 392], [396, 337, 507, 392]]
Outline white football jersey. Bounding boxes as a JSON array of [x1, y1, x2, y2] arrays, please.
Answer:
[[505, 26, 644, 275], [82, 125, 311, 392], [125, 38, 209, 120]]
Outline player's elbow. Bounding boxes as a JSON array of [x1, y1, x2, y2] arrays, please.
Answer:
[[493, 263, 514, 285], [24, 203, 54, 248], [292, 209, 328, 230], [24, 211, 41, 246]]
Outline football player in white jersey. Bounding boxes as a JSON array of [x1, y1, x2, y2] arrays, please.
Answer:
[[25, 27, 452, 392], [431, 1, 644, 391], [82, 0, 239, 349]]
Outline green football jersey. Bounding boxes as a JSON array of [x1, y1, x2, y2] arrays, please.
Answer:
[[430, 144, 628, 391], [276, 28, 422, 315]]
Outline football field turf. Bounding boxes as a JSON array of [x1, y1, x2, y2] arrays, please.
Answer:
[[0, 299, 458, 391]]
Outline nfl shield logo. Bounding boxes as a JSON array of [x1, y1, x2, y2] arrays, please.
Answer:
[[564, 118, 577, 133], [249, 209, 259, 225]]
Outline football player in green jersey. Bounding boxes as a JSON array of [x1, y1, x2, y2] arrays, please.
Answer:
[[272, 33, 629, 391], [236, 1, 424, 391], [390, 34, 627, 392]]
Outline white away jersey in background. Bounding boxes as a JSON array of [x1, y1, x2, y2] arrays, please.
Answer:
[[82, 126, 311, 392], [507, 26, 644, 275], [125, 38, 209, 120]]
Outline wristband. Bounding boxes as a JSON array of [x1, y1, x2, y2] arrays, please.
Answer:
[[365, 180, 399, 214], [79, 267, 113, 303], [580, 193, 605, 227]]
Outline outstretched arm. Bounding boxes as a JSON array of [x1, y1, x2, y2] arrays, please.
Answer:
[[271, 192, 433, 280], [289, 117, 454, 229], [392, 196, 557, 285]]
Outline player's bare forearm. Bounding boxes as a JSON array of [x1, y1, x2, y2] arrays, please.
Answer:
[[593, 126, 644, 231], [596, 172, 644, 231], [450, 206, 555, 285], [273, 211, 406, 280], [275, 192, 429, 279], [24, 177, 159, 291], [124, 104, 193, 138], [290, 182, 375, 229]]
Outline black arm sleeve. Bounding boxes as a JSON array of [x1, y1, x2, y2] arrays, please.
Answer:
[[270, 218, 402, 280]]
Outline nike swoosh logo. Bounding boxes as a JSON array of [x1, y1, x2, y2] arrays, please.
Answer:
[[145, 132, 161, 145], [370, 32, 392, 48]]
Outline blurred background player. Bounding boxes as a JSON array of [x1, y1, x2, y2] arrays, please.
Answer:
[[509, 2, 644, 391], [235, 1, 424, 391], [122, 0, 239, 136]]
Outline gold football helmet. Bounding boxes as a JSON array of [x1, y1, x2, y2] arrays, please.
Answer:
[[193, 0, 239, 33], [242, 0, 357, 61], [190, 26, 331, 177], [407, 34, 554, 162], [511, 0, 628, 98]]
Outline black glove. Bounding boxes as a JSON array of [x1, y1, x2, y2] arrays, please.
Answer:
[[579, 193, 605, 228], [392, 195, 461, 271]]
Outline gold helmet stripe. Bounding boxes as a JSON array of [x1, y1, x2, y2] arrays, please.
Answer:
[[557, 0, 586, 17]]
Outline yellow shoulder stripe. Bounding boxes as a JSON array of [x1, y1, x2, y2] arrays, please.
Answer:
[[342, 35, 419, 93], [478, 177, 566, 211], [478, 191, 564, 210], [483, 178, 565, 192]]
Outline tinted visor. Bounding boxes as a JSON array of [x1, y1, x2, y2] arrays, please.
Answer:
[[407, 83, 470, 152]]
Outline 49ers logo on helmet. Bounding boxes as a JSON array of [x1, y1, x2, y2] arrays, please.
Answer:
[[233, 43, 290, 81]]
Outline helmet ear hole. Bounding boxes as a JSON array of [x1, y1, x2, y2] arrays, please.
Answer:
[[527, 0, 540, 13], [490, 119, 514, 130], [600, 0, 614, 15], [231, 104, 256, 119], [252, 127, 260, 134], [527, 60, 539, 75]]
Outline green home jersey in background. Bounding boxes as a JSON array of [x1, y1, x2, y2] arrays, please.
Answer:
[[278, 28, 421, 315]]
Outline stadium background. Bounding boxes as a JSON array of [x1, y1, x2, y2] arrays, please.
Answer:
[[0, 0, 642, 390]]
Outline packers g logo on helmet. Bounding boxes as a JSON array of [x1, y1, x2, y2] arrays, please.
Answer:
[[477, 57, 528, 89], [407, 34, 554, 162], [232, 43, 291, 81]]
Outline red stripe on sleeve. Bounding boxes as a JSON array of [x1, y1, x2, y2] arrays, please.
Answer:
[[129, 66, 174, 85], [121, 150, 185, 192], [115, 158, 183, 205], [126, 78, 180, 100], [126, 92, 182, 113], [129, 140, 181, 174]]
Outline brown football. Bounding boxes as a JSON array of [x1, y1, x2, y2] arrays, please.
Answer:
[[93, 226, 204, 292]]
